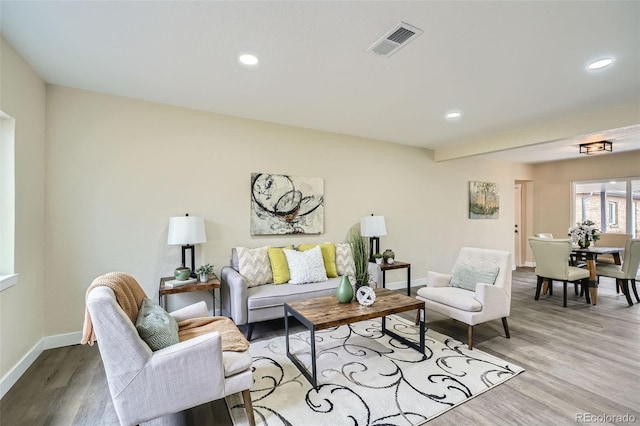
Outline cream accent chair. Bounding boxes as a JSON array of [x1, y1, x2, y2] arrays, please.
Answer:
[[596, 239, 640, 306], [528, 237, 591, 307], [415, 247, 512, 350], [87, 287, 256, 426], [595, 233, 631, 264]]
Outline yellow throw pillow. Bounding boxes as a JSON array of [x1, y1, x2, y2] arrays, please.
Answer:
[[298, 243, 338, 278], [268, 246, 293, 284]]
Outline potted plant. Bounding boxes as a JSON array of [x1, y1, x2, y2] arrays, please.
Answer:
[[347, 224, 370, 291], [195, 263, 214, 282], [373, 253, 383, 265]]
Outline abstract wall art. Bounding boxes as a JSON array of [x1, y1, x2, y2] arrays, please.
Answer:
[[469, 181, 499, 219], [250, 173, 324, 235]]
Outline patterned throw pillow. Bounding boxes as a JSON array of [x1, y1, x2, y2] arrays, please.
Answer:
[[335, 242, 356, 277], [135, 298, 179, 351], [450, 264, 500, 292], [298, 243, 338, 278], [237, 246, 273, 287], [284, 245, 328, 284]]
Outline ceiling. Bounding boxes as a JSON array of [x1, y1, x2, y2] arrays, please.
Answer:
[[1, 1, 639, 163]]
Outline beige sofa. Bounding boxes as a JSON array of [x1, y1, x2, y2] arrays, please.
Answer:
[[220, 244, 381, 339]]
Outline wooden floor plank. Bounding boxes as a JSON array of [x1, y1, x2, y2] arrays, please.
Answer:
[[1, 268, 638, 425]]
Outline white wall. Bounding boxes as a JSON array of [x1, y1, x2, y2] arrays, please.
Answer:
[[44, 85, 533, 335], [0, 39, 47, 387], [532, 151, 640, 241]]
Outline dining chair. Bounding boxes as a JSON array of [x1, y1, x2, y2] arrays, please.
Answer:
[[596, 239, 640, 306], [528, 237, 591, 307]]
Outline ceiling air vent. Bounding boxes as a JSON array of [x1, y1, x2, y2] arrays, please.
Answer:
[[366, 22, 423, 57]]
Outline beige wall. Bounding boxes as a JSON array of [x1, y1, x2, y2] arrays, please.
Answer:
[[43, 85, 533, 335], [531, 151, 640, 251], [0, 40, 47, 379]]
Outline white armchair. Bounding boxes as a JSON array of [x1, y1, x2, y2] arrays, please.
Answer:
[[87, 285, 255, 426], [415, 247, 512, 350]]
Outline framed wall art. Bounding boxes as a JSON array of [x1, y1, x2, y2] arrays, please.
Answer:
[[469, 181, 499, 219], [250, 173, 324, 235]]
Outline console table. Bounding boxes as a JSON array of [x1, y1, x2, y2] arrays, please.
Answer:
[[380, 261, 411, 296], [159, 274, 220, 315]]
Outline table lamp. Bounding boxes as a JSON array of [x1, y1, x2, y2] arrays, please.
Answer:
[[360, 214, 387, 261], [167, 213, 207, 278]]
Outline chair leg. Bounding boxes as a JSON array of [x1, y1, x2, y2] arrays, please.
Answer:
[[242, 388, 256, 426], [574, 282, 579, 296], [631, 279, 639, 303], [246, 323, 255, 341], [501, 317, 510, 339], [583, 279, 591, 304], [563, 281, 568, 307], [620, 279, 633, 306], [535, 276, 543, 300], [467, 325, 473, 350]]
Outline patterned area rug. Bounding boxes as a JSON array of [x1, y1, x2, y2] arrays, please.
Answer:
[[227, 315, 524, 426]]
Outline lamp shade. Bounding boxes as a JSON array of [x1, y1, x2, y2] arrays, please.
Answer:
[[167, 216, 207, 245], [360, 215, 387, 237]]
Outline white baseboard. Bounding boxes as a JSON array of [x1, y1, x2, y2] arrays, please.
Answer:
[[524, 261, 536, 267], [384, 277, 427, 291], [1, 331, 83, 399]]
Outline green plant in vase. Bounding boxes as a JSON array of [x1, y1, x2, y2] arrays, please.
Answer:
[[347, 223, 370, 291], [196, 263, 214, 282]]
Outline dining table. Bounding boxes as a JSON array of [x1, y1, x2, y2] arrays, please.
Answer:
[[571, 246, 623, 305]]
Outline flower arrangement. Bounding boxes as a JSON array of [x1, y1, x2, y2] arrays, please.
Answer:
[[568, 220, 600, 248]]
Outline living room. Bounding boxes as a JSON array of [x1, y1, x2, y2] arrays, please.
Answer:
[[1, 1, 639, 425]]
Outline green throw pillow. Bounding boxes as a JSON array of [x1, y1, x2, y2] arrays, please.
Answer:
[[135, 298, 179, 351], [268, 246, 293, 284], [450, 264, 500, 292]]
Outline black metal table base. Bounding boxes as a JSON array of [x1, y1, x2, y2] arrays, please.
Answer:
[[284, 304, 425, 389]]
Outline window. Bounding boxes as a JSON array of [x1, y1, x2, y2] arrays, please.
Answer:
[[0, 111, 17, 291], [608, 201, 618, 226], [573, 177, 640, 238]]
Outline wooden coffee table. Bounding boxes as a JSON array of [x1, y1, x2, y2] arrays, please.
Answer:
[[284, 288, 425, 388]]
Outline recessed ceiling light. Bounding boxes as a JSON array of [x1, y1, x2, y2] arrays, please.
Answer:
[[445, 111, 462, 120], [588, 58, 614, 70], [239, 54, 259, 66]]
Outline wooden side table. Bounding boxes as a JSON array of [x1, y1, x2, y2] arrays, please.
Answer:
[[159, 273, 221, 315], [380, 261, 411, 296]]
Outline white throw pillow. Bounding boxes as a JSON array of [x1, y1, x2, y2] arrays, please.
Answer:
[[236, 246, 273, 287], [284, 246, 328, 284], [335, 242, 356, 277]]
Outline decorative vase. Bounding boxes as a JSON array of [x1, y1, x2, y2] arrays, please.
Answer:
[[336, 276, 354, 303], [578, 238, 590, 249], [174, 267, 191, 281], [383, 249, 395, 263], [375, 258, 383, 265], [199, 273, 208, 283]]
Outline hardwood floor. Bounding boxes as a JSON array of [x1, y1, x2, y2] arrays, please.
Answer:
[[2, 268, 639, 425]]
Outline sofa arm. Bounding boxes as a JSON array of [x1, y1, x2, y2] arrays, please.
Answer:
[[169, 301, 208, 321], [220, 266, 249, 325], [367, 262, 382, 288], [426, 271, 452, 287]]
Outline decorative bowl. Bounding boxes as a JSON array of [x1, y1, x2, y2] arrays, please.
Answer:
[[174, 267, 191, 281]]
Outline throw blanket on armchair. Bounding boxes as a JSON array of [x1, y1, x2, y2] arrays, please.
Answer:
[[81, 272, 249, 352]]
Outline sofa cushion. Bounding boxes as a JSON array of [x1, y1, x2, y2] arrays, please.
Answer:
[[135, 298, 179, 351], [284, 246, 328, 284], [416, 286, 483, 312], [237, 246, 273, 287], [298, 243, 338, 278], [335, 242, 356, 277], [450, 263, 499, 291], [267, 246, 293, 284], [247, 278, 341, 310]]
